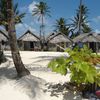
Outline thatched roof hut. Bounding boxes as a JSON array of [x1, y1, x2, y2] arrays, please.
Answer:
[[0, 30, 8, 42], [0, 30, 9, 50], [18, 30, 40, 42], [96, 34, 100, 40], [73, 33, 100, 43], [47, 33, 72, 43], [73, 33, 100, 52], [18, 30, 40, 51], [46, 33, 72, 51]]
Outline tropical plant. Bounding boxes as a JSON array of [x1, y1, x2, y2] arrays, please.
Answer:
[[0, 0, 25, 31], [54, 17, 70, 36], [71, 4, 92, 36], [32, 1, 50, 49], [48, 45, 100, 91], [0, 0, 25, 64], [6, 0, 30, 77]]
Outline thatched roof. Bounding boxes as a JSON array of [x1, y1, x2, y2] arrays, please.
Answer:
[[18, 30, 40, 42], [0, 30, 8, 42], [73, 33, 100, 43], [96, 34, 100, 40], [47, 33, 72, 44], [46, 32, 56, 40]]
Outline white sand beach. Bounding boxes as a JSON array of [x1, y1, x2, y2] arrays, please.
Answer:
[[0, 51, 87, 100]]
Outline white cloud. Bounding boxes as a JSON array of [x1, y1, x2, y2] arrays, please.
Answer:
[[28, 1, 38, 13], [28, 1, 49, 26], [16, 23, 23, 29], [95, 29, 100, 33], [16, 23, 36, 32], [92, 16, 100, 23], [87, 22, 90, 26], [15, 23, 37, 38], [22, 23, 37, 33]]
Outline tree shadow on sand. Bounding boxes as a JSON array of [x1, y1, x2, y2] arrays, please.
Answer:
[[0, 61, 17, 80], [30, 55, 67, 63], [44, 83, 83, 100], [0, 61, 46, 99], [16, 75, 46, 99]]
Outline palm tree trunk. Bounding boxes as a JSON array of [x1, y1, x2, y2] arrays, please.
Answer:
[[41, 15, 45, 50], [6, 0, 30, 77], [42, 15, 45, 40], [40, 25, 42, 50], [78, 0, 82, 34]]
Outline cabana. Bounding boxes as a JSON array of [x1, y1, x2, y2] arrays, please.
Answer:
[[18, 30, 40, 51], [96, 34, 100, 52], [47, 33, 72, 51], [0, 30, 9, 50], [73, 33, 100, 52]]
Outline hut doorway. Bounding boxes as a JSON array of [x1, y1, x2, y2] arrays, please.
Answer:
[[89, 42, 96, 52], [23, 41, 34, 51], [30, 42, 34, 50]]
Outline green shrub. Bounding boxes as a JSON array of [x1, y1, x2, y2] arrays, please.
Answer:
[[48, 45, 100, 87]]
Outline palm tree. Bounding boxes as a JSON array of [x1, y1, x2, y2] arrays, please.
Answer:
[[0, 0, 25, 31], [6, 0, 30, 77], [32, 1, 50, 49], [0, 0, 25, 64], [54, 17, 70, 36], [71, 2, 92, 36]]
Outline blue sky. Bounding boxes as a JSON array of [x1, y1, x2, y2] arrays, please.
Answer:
[[14, 0, 100, 37]]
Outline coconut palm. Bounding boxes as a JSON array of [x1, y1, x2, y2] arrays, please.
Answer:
[[54, 17, 70, 36], [6, 0, 30, 77], [32, 1, 50, 49], [0, 0, 25, 31], [71, 3, 92, 36], [0, 0, 25, 64]]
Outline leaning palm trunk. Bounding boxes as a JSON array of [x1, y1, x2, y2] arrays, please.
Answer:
[[6, 0, 30, 77]]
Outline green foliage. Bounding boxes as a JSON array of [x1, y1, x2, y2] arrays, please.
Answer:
[[54, 17, 70, 36], [70, 4, 92, 37], [0, 0, 25, 30], [49, 57, 67, 75], [48, 45, 100, 86]]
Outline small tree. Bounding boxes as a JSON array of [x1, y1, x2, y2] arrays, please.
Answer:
[[6, 0, 30, 77], [0, 0, 25, 64], [0, 0, 25, 31], [48, 45, 100, 91]]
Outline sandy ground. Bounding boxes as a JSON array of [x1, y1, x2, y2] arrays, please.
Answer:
[[0, 51, 86, 100]]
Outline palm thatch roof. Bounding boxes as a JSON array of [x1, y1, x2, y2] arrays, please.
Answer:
[[18, 30, 40, 42], [96, 34, 100, 41], [0, 30, 8, 42], [47, 33, 72, 44], [46, 32, 56, 41], [73, 33, 100, 43]]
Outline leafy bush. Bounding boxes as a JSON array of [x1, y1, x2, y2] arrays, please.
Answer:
[[48, 45, 100, 87]]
